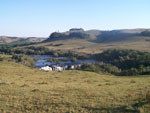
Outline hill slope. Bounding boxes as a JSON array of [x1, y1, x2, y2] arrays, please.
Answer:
[[0, 36, 45, 44], [32, 28, 150, 53], [0, 61, 150, 112], [43, 28, 150, 43], [0, 36, 21, 44], [2, 28, 150, 53]]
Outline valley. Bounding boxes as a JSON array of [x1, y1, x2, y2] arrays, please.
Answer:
[[1, 28, 150, 112], [1, 0, 150, 112]]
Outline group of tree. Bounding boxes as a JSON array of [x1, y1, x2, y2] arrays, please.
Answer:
[[0, 41, 36, 48], [141, 30, 150, 36], [92, 49, 150, 75], [12, 54, 35, 67], [79, 63, 121, 75], [0, 53, 35, 67], [0, 46, 90, 60], [44, 31, 90, 42]]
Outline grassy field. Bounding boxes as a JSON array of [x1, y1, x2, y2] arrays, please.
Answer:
[[0, 61, 150, 113], [28, 38, 150, 54]]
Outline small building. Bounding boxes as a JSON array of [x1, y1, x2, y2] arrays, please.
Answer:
[[40, 63, 83, 71], [51, 65, 64, 71], [40, 66, 52, 71]]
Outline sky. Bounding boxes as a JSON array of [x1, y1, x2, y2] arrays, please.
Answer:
[[0, 0, 150, 37]]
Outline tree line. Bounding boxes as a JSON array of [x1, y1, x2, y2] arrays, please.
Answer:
[[92, 49, 150, 75]]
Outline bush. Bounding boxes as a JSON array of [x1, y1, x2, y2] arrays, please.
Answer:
[[99, 63, 121, 75], [80, 63, 121, 75], [0, 57, 4, 61], [93, 49, 150, 75], [141, 30, 150, 36], [80, 63, 100, 72], [12, 54, 35, 67], [47, 58, 60, 64], [71, 57, 77, 62]]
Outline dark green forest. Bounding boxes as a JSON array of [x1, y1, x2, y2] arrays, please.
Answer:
[[92, 49, 150, 75]]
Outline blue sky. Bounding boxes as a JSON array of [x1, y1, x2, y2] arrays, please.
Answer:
[[0, 0, 150, 37]]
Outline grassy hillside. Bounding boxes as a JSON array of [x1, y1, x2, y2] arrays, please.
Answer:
[[0, 36, 21, 44], [0, 61, 150, 112], [31, 28, 150, 54], [0, 36, 45, 44], [32, 38, 150, 54], [1, 29, 150, 54]]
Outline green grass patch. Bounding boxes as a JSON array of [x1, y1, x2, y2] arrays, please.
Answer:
[[0, 61, 150, 112]]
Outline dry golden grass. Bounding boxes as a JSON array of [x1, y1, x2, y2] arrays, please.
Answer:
[[0, 61, 150, 113], [28, 38, 150, 54]]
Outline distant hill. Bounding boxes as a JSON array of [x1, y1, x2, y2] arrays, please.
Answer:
[[43, 28, 150, 43], [37, 28, 150, 53], [22, 37, 45, 43], [0, 36, 21, 44], [43, 28, 90, 42], [2, 28, 150, 53], [0, 36, 45, 44]]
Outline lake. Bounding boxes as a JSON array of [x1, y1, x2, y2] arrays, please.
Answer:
[[33, 55, 100, 68]]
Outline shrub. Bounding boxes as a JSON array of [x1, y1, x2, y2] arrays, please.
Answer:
[[71, 57, 77, 62], [93, 49, 150, 75], [12, 54, 35, 67], [80, 63, 121, 75], [0, 57, 4, 61]]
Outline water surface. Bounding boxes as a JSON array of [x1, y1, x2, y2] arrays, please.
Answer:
[[33, 55, 99, 68]]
